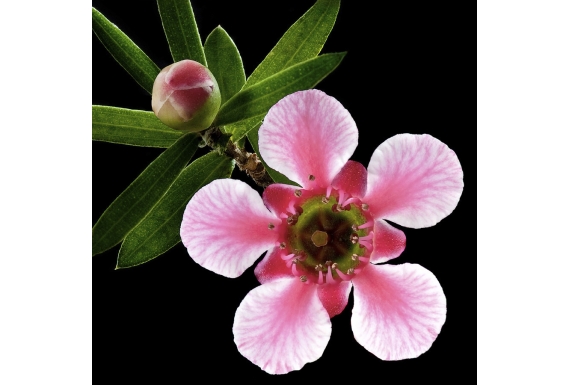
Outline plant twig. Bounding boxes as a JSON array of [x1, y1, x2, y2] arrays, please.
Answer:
[[200, 127, 274, 188]]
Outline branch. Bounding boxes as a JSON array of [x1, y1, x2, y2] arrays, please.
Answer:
[[200, 127, 274, 188]]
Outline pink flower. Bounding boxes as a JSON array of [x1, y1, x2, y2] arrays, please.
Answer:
[[151, 59, 221, 132], [180, 90, 463, 374]]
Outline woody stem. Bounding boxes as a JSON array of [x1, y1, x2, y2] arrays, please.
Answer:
[[200, 126, 274, 188]]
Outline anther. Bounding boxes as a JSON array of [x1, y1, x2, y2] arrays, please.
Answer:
[[352, 224, 358, 231], [308, 174, 315, 181], [361, 203, 369, 211], [294, 190, 302, 197], [325, 260, 333, 267], [315, 264, 324, 271], [350, 233, 360, 244], [300, 275, 308, 283], [322, 196, 329, 204], [332, 204, 344, 212], [279, 242, 286, 249], [347, 268, 355, 275], [268, 223, 275, 230], [287, 214, 299, 225]]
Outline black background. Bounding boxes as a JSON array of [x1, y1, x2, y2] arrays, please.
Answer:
[[93, 0, 474, 381]]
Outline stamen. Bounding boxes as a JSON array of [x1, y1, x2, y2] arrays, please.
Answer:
[[291, 261, 300, 276], [347, 268, 355, 275], [343, 197, 358, 207], [315, 264, 324, 271], [350, 233, 360, 244], [332, 204, 345, 212], [359, 231, 374, 241], [317, 270, 324, 285], [280, 213, 289, 219], [279, 242, 286, 249], [361, 203, 369, 211], [308, 174, 316, 181], [358, 256, 370, 264], [333, 265, 352, 281], [300, 275, 308, 283], [287, 201, 297, 215], [321, 196, 329, 204], [294, 189, 302, 197], [338, 190, 346, 206], [351, 254, 361, 264], [281, 253, 295, 261], [326, 186, 332, 198], [358, 220, 374, 229], [359, 240, 373, 250], [326, 265, 334, 284], [287, 214, 299, 225], [268, 223, 275, 230]]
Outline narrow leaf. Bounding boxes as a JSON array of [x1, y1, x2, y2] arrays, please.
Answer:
[[92, 106, 182, 148], [92, 7, 160, 94], [247, 127, 298, 186], [224, 116, 262, 143], [92, 134, 200, 256], [204, 26, 246, 104], [117, 152, 234, 268], [157, 0, 206, 65], [246, 0, 340, 87], [215, 52, 346, 127]]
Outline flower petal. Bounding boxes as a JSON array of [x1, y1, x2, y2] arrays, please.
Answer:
[[262, 183, 300, 216], [351, 263, 446, 360], [317, 281, 352, 318], [181, 179, 280, 278], [254, 247, 292, 284], [365, 134, 463, 228], [259, 90, 358, 189], [370, 219, 406, 263], [331, 160, 367, 199], [233, 278, 331, 374]]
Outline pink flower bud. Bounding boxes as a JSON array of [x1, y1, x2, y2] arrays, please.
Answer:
[[151, 60, 221, 132]]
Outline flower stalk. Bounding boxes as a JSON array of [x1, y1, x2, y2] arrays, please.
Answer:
[[200, 126, 274, 188]]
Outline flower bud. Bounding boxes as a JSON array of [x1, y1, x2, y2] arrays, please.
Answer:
[[151, 60, 221, 132]]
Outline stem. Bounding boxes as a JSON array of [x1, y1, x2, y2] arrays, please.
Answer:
[[200, 126, 274, 188]]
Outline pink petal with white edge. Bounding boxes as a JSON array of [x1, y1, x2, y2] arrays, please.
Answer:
[[259, 90, 358, 189], [262, 183, 300, 216], [331, 160, 367, 199], [181, 179, 280, 278], [254, 247, 293, 284], [233, 278, 331, 374], [351, 263, 446, 361], [370, 219, 406, 263], [317, 281, 352, 318], [365, 134, 463, 228]]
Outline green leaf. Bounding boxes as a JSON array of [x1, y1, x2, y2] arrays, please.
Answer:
[[157, 0, 206, 65], [117, 152, 234, 268], [246, 0, 340, 88], [92, 106, 183, 148], [204, 26, 246, 105], [215, 52, 345, 127], [224, 116, 262, 144], [92, 134, 200, 256], [247, 126, 298, 186], [92, 7, 160, 94]]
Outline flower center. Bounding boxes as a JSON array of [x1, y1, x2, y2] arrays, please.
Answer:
[[275, 188, 374, 285]]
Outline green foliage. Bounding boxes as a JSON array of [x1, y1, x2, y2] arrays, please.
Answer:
[[204, 26, 246, 105], [157, 0, 207, 65], [92, 7, 160, 94], [215, 53, 345, 127], [245, 0, 340, 88], [92, 106, 182, 148], [92, 134, 200, 256], [92, 0, 344, 266], [116, 152, 234, 268]]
